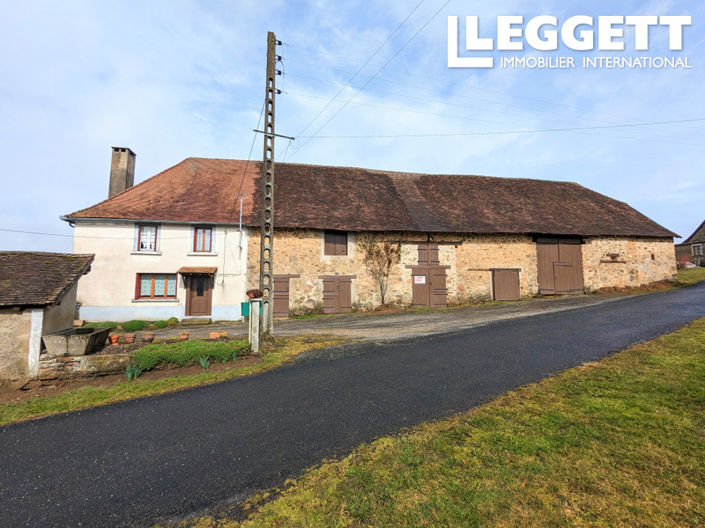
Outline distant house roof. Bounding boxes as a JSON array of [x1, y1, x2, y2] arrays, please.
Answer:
[[676, 219, 705, 247], [0, 252, 94, 307], [64, 157, 676, 238]]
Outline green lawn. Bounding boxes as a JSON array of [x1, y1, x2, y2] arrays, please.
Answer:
[[677, 266, 705, 285], [0, 335, 347, 426], [187, 317, 705, 528]]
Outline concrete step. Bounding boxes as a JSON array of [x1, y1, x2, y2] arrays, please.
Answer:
[[180, 318, 212, 326]]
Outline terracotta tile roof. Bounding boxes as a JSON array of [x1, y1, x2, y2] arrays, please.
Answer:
[[65, 158, 676, 238], [0, 252, 94, 307]]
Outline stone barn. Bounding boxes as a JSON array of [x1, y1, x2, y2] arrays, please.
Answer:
[[0, 252, 93, 380], [64, 156, 677, 320]]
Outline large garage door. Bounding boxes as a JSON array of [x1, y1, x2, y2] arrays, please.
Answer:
[[537, 238, 584, 295]]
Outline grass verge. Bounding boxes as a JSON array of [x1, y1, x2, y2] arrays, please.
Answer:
[[186, 317, 705, 528], [0, 335, 348, 427], [677, 266, 705, 285]]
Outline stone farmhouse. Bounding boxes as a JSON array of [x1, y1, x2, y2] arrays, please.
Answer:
[[675, 220, 705, 266], [63, 148, 677, 322]]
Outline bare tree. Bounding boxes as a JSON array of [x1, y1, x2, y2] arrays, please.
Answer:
[[357, 236, 401, 306]]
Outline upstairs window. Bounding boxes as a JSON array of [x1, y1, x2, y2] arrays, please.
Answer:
[[137, 224, 158, 252], [194, 226, 213, 253], [136, 273, 177, 299], [324, 231, 348, 256]]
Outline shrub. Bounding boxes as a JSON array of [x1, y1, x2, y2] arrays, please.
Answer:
[[166, 317, 179, 326], [154, 320, 168, 329], [132, 339, 250, 371], [122, 320, 149, 332], [124, 364, 142, 381], [199, 356, 210, 369]]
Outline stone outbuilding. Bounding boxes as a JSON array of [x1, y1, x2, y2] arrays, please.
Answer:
[[0, 252, 93, 380], [675, 220, 705, 266], [64, 156, 677, 320]]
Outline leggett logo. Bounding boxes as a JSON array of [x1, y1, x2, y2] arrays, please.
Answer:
[[447, 15, 692, 69]]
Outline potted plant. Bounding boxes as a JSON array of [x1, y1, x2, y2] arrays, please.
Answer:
[[178, 331, 190, 341], [108, 334, 120, 345], [141, 332, 155, 343], [124, 333, 136, 344], [209, 331, 221, 339], [246, 289, 263, 299]]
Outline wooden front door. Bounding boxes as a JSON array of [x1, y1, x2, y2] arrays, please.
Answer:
[[185, 274, 213, 316], [411, 267, 448, 308], [536, 239, 584, 295], [322, 276, 352, 314]]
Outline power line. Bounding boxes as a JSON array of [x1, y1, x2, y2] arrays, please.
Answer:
[[288, 0, 452, 160], [283, 91, 705, 147], [284, 73, 705, 145], [283, 46, 705, 133], [295, 118, 705, 139], [290, 0, 427, 143]]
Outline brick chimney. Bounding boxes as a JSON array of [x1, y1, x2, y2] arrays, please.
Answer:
[[108, 147, 136, 197]]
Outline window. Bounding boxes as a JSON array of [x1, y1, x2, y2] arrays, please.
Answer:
[[193, 226, 213, 253], [135, 274, 177, 299], [692, 244, 703, 257], [324, 231, 347, 256], [137, 224, 158, 252]]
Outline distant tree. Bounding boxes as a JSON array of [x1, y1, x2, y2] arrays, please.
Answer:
[[357, 236, 401, 305]]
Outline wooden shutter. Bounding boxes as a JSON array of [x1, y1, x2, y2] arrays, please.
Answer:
[[324, 231, 348, 256], [417, 243, 439, 265]]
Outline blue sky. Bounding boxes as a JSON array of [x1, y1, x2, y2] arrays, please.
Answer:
[[1, 0, 703, 252]]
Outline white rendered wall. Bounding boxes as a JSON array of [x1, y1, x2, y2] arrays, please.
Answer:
[[72, 221, 249, 321]]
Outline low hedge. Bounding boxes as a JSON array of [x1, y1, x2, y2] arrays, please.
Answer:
[[133, 339, 250, 371]]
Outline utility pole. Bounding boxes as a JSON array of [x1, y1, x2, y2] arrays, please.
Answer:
[[259, 31, 279, 335]]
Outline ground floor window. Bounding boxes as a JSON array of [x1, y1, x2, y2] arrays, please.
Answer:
[[136, 273, 177, 299]]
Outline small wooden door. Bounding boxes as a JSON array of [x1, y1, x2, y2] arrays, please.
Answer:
[[411, 267, 447, 308], [492, 269, 520, 301], [185, 274, 213, 316], [536, 238, 584, 295], [322, 276, 352, 314], [273, 276, 291, 318]]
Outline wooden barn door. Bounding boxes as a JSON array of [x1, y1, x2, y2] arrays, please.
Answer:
[[411, 267, 447, 308], [492, 269, 520, 301], [536, 239, 584, 295], [322, 276, 353, 314], [273, 277, 290, 318]]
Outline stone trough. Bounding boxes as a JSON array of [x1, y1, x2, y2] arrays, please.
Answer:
[[43, 327, 111, 358]]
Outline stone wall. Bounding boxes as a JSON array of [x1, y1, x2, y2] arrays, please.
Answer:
[[0, 309, 31, 380], [247, 229, 676, 312], [248, 230, 541, 311], [582, 237, 677, 290]]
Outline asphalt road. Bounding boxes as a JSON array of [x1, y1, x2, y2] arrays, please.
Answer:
[[2, 282, 705, 527]]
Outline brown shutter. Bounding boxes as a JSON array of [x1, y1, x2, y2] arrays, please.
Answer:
[[322, 278, 338, 313], [418, 243, 439, 265], [337, 232, 348, 255], [428, 243, 439, 265], [324, 231, 335, 256]]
